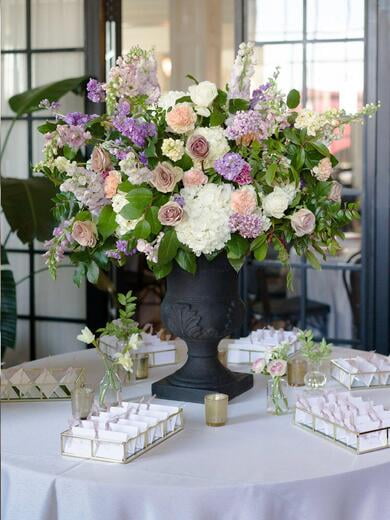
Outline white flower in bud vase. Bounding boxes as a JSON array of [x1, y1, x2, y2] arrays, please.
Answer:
[[127, 333, 141, 351], [77, 327, 95, 344], [188, 81, 218, 117], [115, 351, 134, 372]]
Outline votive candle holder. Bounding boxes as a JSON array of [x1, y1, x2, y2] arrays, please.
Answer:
[[204, 393, 228, 426]]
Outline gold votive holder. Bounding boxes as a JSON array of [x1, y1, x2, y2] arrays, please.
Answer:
[[218, 348, 228, 367], [287, 357, 307, 387], [135, 354, 149, 380], [204, 393, 228, 426], [71, 385, 94, 419]]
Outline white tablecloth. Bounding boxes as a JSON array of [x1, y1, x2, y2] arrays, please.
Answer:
[[2, 342, 390, 520]]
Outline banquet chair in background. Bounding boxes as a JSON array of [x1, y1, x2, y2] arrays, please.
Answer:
[[342, 251, 362, 341]]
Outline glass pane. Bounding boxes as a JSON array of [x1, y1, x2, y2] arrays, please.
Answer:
[[1, 121, 28, 179], [31, 0, 84, 49], [2, 0, 27, 50], [122, 0, 235, 92], [307, 0, 364, 40], [8, 253, 30, 315], [31, 52, 85, 113], [1, 53, 27, 116], [35, 321, 86, 358], [252, 44, 303, 94], [307, 42, 364, 189], [247, 0, 303, 42], [2, 320, 30, 367], [34, 254, 87, 320], [1, 215, 28, 250]]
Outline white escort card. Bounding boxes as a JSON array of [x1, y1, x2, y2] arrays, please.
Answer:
[[294, 391, 390, 454], [331, 353, 390, 389], [226, 328, 301, 364], [61, 401, 184, 463]]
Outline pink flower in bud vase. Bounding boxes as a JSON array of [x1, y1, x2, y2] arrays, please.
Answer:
[[267, 359, 287, 377], [252, 358, 266, 374]]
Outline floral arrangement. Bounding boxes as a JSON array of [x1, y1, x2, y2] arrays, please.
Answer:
[[35, 43, 378, 284], [298, 329, 332, 363], [77, 291, 141, 407]]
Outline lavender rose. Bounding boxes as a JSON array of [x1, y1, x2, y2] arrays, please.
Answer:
[[186, 134, 209, 160], [158, 201, 184, 226], [151, 162, 183, 193], [290, 208, 316, 237], [72, 220, 97, 247], [328, 180, 342, 203], [90, 146, 112, 173]]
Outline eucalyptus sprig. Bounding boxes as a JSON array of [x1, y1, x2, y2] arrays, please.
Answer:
[[298, 329, 332, 363]]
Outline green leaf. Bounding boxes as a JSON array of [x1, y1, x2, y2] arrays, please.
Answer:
[[175, 153, 193, 170], [250, 234, 266, 252], [175, 95, 192, 104], [153, 261, 173, 280], [133, 219, 151, 239], [175, 249, 197, 274], [310, 142, 329, 157], [210, 110, 226, 127], [186, 74, 199, 85], [286, 89, 300, 109], [145, 140, 156, 158], [292, 147, 305, 171], [226, 234, 249, 259], [265, 163, 277, 186], [120, 187, 153, 220], [158, 229, 180, 265], [117, 293, 127, 306], [1, 247, 17, 352], [73, 264, 87, 287], [253, 242, 268, 261], [227, 255, 245, 272], [1, 177, 57, 243], [283, 127, 301, 145], [37, 121, 59, 134], [145, 206, 162, 234], [306, 250, 322, 270], [9, 75, 87, 116], [228, 98, 250, 114], [87, 261, 100, 284], [97, 206, 116, 240]]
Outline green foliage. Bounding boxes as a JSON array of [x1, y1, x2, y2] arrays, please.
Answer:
[[97, 291, 140, 344], [121, 188, 153, 219], [175, 248, 197, 274], [158, 229, 179, 265], [286, 89, 300, 109], [298, 329, 332, 362], [97, 206, 117, 240]]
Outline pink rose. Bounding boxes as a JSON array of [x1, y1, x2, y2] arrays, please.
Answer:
[[72, 220, 97, 248], [104, 170, 121, 198], [186, 134, 209, 160], [231, 187, 257, 215], [328, 180, 342, 203], [252, 358, 266, 374], [183, 168, 208, 187], [158, 201, 184, 226], [151, 162, 183, 193], [166, 103, 197, 134], [290, 208, 316, 237], [91, 146, 112, 173], [267, 359, 287, 377]]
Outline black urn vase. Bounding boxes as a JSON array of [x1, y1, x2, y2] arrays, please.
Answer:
[[151, 254, 253, 403]]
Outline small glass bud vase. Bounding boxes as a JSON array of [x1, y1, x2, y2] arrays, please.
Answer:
[[304, 360, 327, 389], [267, 377, 289, 415], [98, 360, 122, 410]]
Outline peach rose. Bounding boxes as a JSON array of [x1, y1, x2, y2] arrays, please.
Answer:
[[231, 187, 257, 215], [91, 146, 112, 173], [166, 103, 197, 134], [104, 170, 121, 198], [183, 168, 208, 187], [158, 201, 184, 226], [72, 220, 97, 247], [151, 162, 183, 193]]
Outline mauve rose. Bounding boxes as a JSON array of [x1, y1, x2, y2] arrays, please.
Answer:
[[267, 359, 287, 377], [183, 168, 208, 187], [328, 180, 342, 203], [158, 201, 184, 226], [151, 162, 183, 193], [104, 170, 121, 198], [72, 220, 97, 247], [186, 134, 209, 160], [91, 146, 112, 173], [290, 208, 316, 237]]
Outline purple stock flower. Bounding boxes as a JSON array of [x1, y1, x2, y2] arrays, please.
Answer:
[[214, 152, 251, 182], [138, 151, 148, 165], [57, 125, 91, 150], [173, 195, 185, 207], [112, 115, 156, 148], [250, 82, 272, 109], [117, 100, 131, 117], [106, 250, 121, 260], [229, 213, 264, 239], [87, 79, 106, 103], [39, 99, 61, 111], [62, 112, 98, 126]]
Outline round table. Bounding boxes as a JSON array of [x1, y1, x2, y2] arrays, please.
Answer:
[[2, 343, 390, 520]]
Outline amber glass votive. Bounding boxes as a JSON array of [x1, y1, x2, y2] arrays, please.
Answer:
[[218, 348, 228, 367], [136, 354, 149, 380], [71, 386, 94, 419], [204, 393, 228, 426], [287, 357, 307, 387]]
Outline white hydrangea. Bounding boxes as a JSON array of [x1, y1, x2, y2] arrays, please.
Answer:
[[176, 183, 232, 256], [190, 127, 229, 169], [161, 138, 185, 162], [119, 152, 151, 185], [158, 90, 186, 110]]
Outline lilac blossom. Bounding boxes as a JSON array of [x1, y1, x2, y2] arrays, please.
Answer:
[[250, 82, 272, 109], [229, 213, 265, 239], [138, 151, 148, 165], [112, 115, 156, 148], [173, 195, 185, 207], [62, 112, 98, 126], [214, 152, 251, 182], [60, 168, 108, 212], [39, 99, 61, 112], [87, 78, 106, 103], [225, 110, 267, 142], [57, 125, 91, 150]]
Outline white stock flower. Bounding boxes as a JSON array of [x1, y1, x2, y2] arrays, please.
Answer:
[[126, 333, 140, 351], [119, 152, 151, 185], [294, 109, 325, 137], [188, 81, 218, 116], [112, 192, 128, 214], [77, 326, 95, 344], [161, 138, 185, 162], [115, 214, 141, 236], [262, 187, 290, 219], [175, 183, 232, 256], [158, 90, 186, 110], [114, 351, 134, 372], [190, 127, 229, 168]]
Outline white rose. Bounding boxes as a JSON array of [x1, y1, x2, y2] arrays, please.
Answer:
[[188, 81, 218, 115], [158, 90, 186, 110], [262, 187, 290, 219]]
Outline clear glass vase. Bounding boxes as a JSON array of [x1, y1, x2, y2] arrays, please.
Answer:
[[304, 360, 327, 389], [98, 361, 122, 410], [267, 377, 289, 415]]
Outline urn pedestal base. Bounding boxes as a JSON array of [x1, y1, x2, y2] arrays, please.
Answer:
[[152, 371, 253, 403]]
